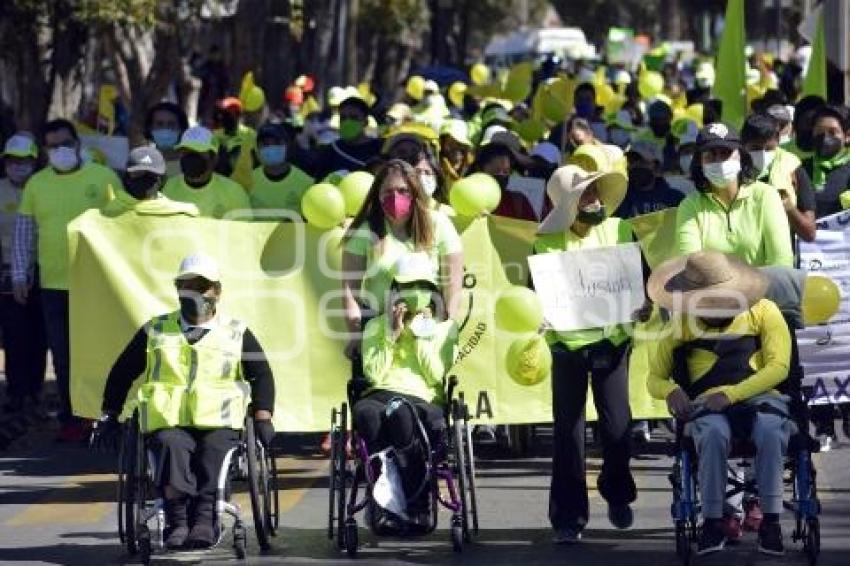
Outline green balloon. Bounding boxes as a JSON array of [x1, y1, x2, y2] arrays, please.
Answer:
[[301, 183, 346, 229], [338, 171, 374, 216], [495, 286, 543, 333], [449, 173, 501, 217], [505, 334, 551, 387]]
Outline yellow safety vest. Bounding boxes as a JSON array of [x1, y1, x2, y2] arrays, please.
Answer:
[[136, 311, 250, 433], [763, 148, 801, 208]]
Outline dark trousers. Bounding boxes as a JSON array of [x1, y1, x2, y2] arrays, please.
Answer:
[[354, 390, 444, 503], [0, 292, 47, 399], [153, 427, 240, 502], [549, 341, 637, 530], [40, 289, 71, 422]]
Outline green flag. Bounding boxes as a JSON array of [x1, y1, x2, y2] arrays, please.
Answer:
[[802, 9, 827, 99], [713, 0, 747, 129]]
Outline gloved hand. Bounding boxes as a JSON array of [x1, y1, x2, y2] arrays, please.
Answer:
[[90, 412, 122, 453], [254, 419, 275, 449]]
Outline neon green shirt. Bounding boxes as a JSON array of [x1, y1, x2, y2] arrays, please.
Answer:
[[362, 314, 458, 403], [249, 166, 314, 218], [647, 299, 791, 403], [19, 163, 121, 290], [163, 173, 251, 219], [675, 181, 793, 267], [344, 211, 462, 313], [533, 217, 633, 350]]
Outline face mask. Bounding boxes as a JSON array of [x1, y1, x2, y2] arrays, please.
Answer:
[[628, 166, 655, 189], [151, 128, 180, 151], [124, 174, 161, 200], [339, 118, 364, 141], [420, 174, 437, 197], [180, 153, 210, 180], [679, 154, 693, 174], [48, 146, 79, 172], [610, 129, 631, 148], [259, 145, 287, 166], [575, 100, 595, 119], [179, 294, 217, 321], [5, 162, 34, 185], [702, 159, 741, 189], [493, 174, 511, 190], [576, 203, 606, 225], [748, 149, 776, 176], [398, 288, 432, 312], [381, 192, 413, 220], [814, 133, 844, 160]]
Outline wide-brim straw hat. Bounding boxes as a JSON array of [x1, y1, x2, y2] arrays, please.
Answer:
[[537, 165, 627, 235]]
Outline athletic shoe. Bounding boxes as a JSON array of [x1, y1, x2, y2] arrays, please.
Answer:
[[818, 433, 834, 453], [743, 499, 763, 532], [631, 420, 651, 444], [721, 515, 743, 541], [757, 521, 785, 556], [697, 519, 727, 555], [552, 525, 582, 544], [608, 503, 634, 529]]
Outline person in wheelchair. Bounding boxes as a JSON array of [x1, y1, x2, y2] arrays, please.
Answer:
[[353, 252, 458, 528], [646, 251, 793, 557], [90, 253, 275, 550]]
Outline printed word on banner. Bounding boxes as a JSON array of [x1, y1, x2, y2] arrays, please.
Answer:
[[528, 242, 645, 331], [797, 210, 850, 405]]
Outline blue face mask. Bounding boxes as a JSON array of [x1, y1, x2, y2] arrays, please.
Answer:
[[259, 145, 287, 166], [151, 128, 179, 150]]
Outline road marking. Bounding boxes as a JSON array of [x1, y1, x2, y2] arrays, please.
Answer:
[[5, 473, 114, 526]]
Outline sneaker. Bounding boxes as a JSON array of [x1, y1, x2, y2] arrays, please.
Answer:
[[697, 519, 727, 555], [818, 433, 834, 453], [608, 503, 634, 529], [631, 420, 651, 444], [721, 516, 743, 541], [743, 499, 763, 532], [757, 521, 785, 556], [552, 525, 582, 544]]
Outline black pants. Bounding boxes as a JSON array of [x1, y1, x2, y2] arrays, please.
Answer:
[[40, 289, 72, 422], [0, 292, 47, 399], [549, 341, 637, 530], [354, 390, 444, 504], [152, 427, 240, 502]]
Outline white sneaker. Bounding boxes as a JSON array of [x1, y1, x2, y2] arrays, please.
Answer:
[[632, 421, 651, 443], [818, 433, 834, 452]]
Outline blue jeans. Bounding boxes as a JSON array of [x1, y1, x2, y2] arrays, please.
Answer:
[[41, 289, 72, 423]]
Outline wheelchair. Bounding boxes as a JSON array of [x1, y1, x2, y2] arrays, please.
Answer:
[[116, 409, 280, 563], [327, 374, 479, 557], [669, 393, 821, 565]]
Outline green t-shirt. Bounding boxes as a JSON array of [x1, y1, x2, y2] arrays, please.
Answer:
[[675, 181, 794, 268], [249, 166, 314, 219], [19, 163, 120, 290], [344, 210, 462, 313], [162, 173, 251, 219], [533, 217, 633, 351]]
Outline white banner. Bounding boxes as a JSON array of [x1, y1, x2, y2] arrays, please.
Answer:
[[797, 210, 850, 405], [528, 242, 645, 331]]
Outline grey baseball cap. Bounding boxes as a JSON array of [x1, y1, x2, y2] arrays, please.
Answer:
[[127, 145, 166, 175]]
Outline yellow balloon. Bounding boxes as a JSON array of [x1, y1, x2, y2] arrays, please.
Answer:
[[503, 62, 533, 102], [338, 171, 374, 216], [406, 76, 425, 101], [495, 286, 544, 334], [638, 71, 665, 100], [449, 173, 500, 216], [541, 87, 569, 123], [802, 275, 841, 326], [506, 334, 551, 387], [242, 85, 265, 112], [470, 63, 491, 86], [301, 183, 346, 230], [448, 81, 467, 108]]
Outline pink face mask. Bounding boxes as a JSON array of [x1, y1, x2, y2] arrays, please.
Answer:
[[381, 192, 413, 220]]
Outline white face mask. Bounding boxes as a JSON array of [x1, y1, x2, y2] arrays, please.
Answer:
[[420, 174, 437, 197], [703, 158, 741, 189], [748, 149, 776, 176], [48, 146, 79, 172], [679, 154, 693, 175]]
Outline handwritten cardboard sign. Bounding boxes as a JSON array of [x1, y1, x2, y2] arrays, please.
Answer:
[[528, 242, 645, 331]]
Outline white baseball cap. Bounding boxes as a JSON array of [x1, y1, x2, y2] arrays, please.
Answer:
[[175, 253, 221, 282], [3, 133, 38, 158]]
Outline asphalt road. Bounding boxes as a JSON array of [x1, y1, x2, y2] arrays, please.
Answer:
[[0, 418, 848, 566]]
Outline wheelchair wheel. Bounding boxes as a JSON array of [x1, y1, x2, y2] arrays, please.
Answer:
[[344, 518, 358, 558], [120, 414, 146, 556], [245, 418, 272, 551], [452, 394, 479, 541], [328, 404, 348, 549], [451, 515, 463, 553], [267, 447, 280, 533], [674, 520, 690, 565], [804, 517, 820, 565]]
